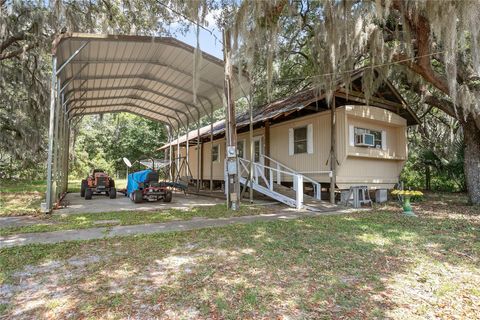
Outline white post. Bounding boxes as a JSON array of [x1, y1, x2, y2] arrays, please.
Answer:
[[315, 183, 321, 200], [269, 168, 273, 191], [276, 163, 281, 184], [296, 174, 303, 209]]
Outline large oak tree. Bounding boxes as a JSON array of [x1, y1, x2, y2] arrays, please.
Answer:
[[232, 0, 480, 204]]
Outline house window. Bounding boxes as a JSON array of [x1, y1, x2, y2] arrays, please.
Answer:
[[237, 140, 245, 158], [354, 127, 382, 148], [294, 126, 308, 154], [211, 144, 220, 162]]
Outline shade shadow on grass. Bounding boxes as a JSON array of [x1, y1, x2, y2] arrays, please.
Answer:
[[1, 205, 479, 319]]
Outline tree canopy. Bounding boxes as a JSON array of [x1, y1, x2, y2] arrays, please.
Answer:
[[229, 0, 480, 203], [0, 0, 478, 204]]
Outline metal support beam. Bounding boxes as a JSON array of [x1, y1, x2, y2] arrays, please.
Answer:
[[56, 41, 90, 76], [66, 95, 191, 124], [176, 130, 180, 180], [60, 63, 89, 93], [196, 109, 201, 191], [45, 56, 57, 213], [330, 97, 337, 204], [210, 104, 214, 192], [63, 74, 214, 107], [186, 118, 189, 179], [70, 107, 173, 127], [68, 60, 223, 91], [167, 125, 173, 181], [68, 103, 178, 127]]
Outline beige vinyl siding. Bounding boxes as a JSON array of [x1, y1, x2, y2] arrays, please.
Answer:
[[337, 105, 408, 189], [336, 158, 405, 189], [171, 105, 408, 189], [174, 128, 264, 181], [269, 109, 345, 183]]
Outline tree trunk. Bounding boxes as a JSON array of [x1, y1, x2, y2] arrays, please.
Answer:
[[463, 118, 480, 205], [425, 164, 431, 191]]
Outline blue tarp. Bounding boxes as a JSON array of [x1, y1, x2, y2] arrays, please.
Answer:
[[126, 169, 153, 196]]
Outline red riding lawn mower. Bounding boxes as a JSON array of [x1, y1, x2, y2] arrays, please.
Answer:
[[80, 169, 117, 200]]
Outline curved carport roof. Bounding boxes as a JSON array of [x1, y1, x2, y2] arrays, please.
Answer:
[[45, 32, 248, 212], [55, 33, 247, 130]]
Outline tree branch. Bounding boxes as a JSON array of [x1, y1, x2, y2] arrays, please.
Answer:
[[0, 42, 37, 61]]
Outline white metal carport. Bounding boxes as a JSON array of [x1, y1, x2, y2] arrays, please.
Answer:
[[45, 32, 247, 213]]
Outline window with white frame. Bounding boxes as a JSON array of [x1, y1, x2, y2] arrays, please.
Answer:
[[354, 127, 383, 148], [211, 144, 220, 162], [288, 124, 313, 155], [294, 126, 308, 154], [237, 139, 245, 158]]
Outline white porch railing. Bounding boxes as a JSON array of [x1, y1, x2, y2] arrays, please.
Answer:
[[262, 154, 332, 200], [236, 156, 332, 209], [238, 157, 303, 208]]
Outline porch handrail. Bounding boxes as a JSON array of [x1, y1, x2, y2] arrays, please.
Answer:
[[262, 154, 326, 185], [237, 157, 305, 209], [261, 154, 331, 200], [238, 157, 298, 177]]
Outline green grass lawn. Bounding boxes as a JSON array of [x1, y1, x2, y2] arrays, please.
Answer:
[[0, 204, 272, 236], [0, 179, 47, 216], [0, 179, 126, 216], [0, 194, 479, 319]]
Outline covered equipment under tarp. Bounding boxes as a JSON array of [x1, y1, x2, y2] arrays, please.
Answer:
[[126, 169, 156, 196]]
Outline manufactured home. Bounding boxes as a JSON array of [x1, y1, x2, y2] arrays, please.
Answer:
[[160, 72, 419, 207]]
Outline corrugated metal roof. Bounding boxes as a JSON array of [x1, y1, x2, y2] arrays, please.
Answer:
[[55, 33, 248, 130], [159, 70, 420, 149]]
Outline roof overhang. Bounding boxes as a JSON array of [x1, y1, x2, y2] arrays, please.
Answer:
[[159, 70, 420, 150], [54, 32, 249, 130]]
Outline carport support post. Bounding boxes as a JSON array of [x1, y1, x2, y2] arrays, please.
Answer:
[[63, 123, 70, 193], [330, 96, 337, 204], [45, 56, 57, 213], [196, 115, 201, 192], [167, 126, 173, 181], [52, 68, 62, 204], [209, 105, 214, 192], [186, 119, 189, 179], [223, 28, 240, 210], [176, 131, 180, 180]]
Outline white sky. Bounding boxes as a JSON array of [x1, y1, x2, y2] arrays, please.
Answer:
[[170, 9, 224, 59]]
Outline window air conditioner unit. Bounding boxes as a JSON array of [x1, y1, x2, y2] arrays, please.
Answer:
[[355, 133, 375, 147]]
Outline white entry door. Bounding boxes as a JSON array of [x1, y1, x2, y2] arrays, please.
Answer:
[[253, 136, 264, 164]]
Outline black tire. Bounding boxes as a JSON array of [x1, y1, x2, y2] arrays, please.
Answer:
[[80, 179, 87, 197], [109, 178, 115, 188], [85, 188, 93, 200], [163, 190, 172, 203], [109, 187, 117, 199], [133, 190, 143, 203]]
